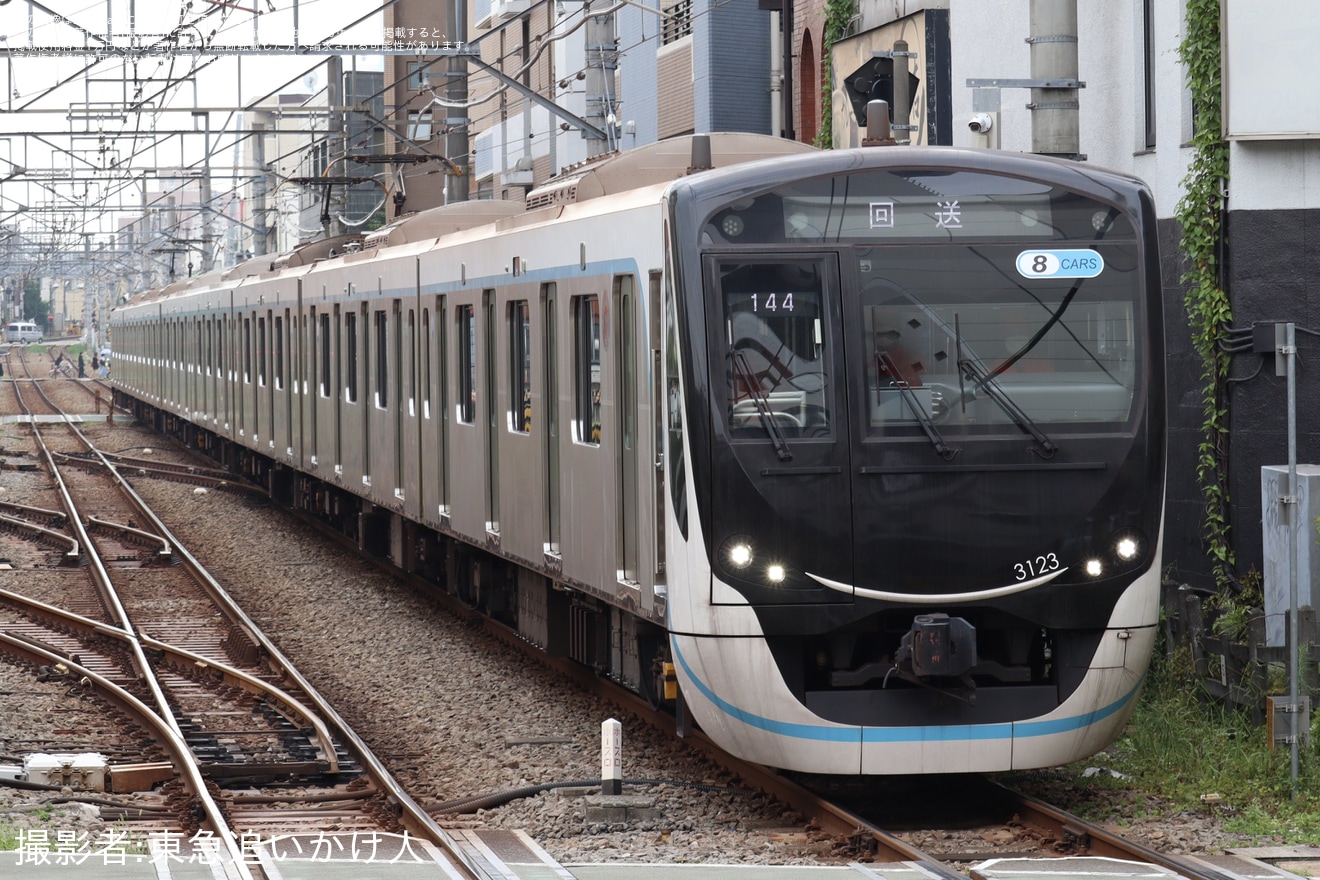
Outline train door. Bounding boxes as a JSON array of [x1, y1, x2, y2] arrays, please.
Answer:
[[163, 317, 173, 407], [451, 300, 483, 540], [483, 289, 500, 536], [615, 276, 640, 585], [335, 302, 347, 474], [154, 306, 165, 405], [282, 307, 294, 458], [192, 319, 202, 419], [411, 287, 431, 525], [308, 303, 318, 467], [275, 309, 288, 456], [297, 290, 308, 469], [648, 270, 666, 597], [395, 298, 407, 502], [220, 297, 232, 435], [240, 311, 253, 441], [312, 302, 328, 469], [361, 299, 371, 487], [434, 294, 451, 523], [260, 311, 269, 445], [542, 285, 561, 560]]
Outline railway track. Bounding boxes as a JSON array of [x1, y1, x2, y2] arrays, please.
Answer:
[[1, 349, 487, 877]]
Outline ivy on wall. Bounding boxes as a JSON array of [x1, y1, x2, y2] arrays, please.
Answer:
[[1176, 0, 1233, 587], [816, 0, 855, 147]]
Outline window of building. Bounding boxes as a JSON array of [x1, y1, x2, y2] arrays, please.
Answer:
[[661, 0, 692, 44], [408, 110, 433, 141], [406, 61, 431, 91]]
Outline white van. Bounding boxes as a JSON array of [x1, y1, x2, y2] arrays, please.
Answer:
[[4, 321, 42, 344]]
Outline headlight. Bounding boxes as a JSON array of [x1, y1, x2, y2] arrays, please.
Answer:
[[718, 537, 812, 589], [1081, 530, 1146, 580], [721, 537, 754, 569], [1115, 534, 1140, 562]]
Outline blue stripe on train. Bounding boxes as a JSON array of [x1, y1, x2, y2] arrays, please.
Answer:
[[671, 637, 1137, 744]]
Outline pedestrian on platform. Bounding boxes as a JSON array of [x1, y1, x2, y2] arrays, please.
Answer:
[[78, 352, 86, 378]]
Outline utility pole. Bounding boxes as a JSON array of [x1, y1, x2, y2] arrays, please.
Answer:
[[445, 0, 470, 203], [965, 0, 1084, 158], [197, 112, 216, 273], [584, 0, 618, 158], [252, 121, 270, 257], [326, 56, 346, 236], [1028, 0, 1080, 157]]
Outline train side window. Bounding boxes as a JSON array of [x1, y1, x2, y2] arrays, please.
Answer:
[[408, 308, 417, 416], [243, 317, 252, 384], [345, 310, 358, 403], [509, 299, 531, 433], [374, 309, 388, 409], [274, 314, 285, 390], [258, 315, 268, 387], [422, 307, 431, 419], [572, 294, 601, 445], [319, 313, 331, 397], [457, 304, 475, 424]]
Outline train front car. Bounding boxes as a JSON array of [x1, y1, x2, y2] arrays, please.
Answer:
[[663, 147, 1165, 775]]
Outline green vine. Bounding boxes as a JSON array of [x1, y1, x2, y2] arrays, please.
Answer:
[[816, 0, 855, 148], [1176, 0, 1233, 588]]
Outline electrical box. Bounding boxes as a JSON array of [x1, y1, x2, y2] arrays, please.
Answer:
[[1260, 464, 1320, 646], [24, 753, 108, 791], [1267, 696, 1311, 750]]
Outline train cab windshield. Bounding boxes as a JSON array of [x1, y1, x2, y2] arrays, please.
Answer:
[[722, 262, 833, 445], [705, 168, 1145, 454]]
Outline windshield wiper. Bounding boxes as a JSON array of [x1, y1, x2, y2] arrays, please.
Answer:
[[731, 348, 793, 461], [953, 322, 1057, 459], [877, 351, 959, 460]]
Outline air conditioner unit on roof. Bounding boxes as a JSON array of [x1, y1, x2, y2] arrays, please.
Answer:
[[491, 0, 531, 22]]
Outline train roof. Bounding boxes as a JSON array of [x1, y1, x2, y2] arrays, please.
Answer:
[[523, 133, 816, 209], [114, 134, 820, 312]]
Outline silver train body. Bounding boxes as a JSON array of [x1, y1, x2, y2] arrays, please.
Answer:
[[112, 134, 1166, 775]]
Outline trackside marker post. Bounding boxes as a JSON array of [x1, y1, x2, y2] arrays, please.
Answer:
[[601, 718, 622, 795]]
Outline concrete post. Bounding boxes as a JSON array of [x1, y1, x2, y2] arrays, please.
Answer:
[[1029, 0, 1080, 157]]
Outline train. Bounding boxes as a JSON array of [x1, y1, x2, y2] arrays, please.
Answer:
[[111, 133, 1166, 775]]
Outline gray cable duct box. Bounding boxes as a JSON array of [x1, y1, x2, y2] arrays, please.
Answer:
[[1261, 464, 1320, 647]]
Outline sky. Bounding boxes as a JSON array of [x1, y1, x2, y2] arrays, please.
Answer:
[[0, 1, 399, 247]]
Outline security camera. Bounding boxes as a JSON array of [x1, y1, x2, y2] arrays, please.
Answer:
[[968, 113, 994, 133]]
